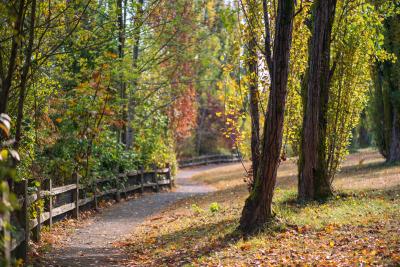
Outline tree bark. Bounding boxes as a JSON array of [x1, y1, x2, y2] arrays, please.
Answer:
[[239, 0, 295, 234], [389, 109, 400, 162], [384, 15, 400, 163], [298, 0, 336, 202]]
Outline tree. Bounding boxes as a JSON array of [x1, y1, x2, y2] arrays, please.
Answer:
[[246, 0, 260, 188], [371, 12, 400, 163], [0, 0, 26, 113], [298, 0, 337, 202], [239, 0, 295, 233]]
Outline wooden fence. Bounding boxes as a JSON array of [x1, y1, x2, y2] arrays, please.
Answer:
[[178, 154, 241, 168], [1, 166, 172, 266]]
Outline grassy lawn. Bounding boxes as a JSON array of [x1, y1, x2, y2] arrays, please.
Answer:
[[124, 149, 400, 266]]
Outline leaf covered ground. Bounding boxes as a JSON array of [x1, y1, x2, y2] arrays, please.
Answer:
[[123, 149, 400, 266]]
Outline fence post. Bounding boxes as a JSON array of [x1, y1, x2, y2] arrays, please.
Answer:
[[124, 174, 129, 199], [93, 178, 98, 211], [114, 173, 121, 203], [32, 185, 41, 242], [15, 179, 28, 263], [153, 165, 159, 192], [2, 181, 11, 267], [140, 166, 144, 193], [166, 163, 172, 189], [72, 173, 79, 219], [47, 179, 53, 228]]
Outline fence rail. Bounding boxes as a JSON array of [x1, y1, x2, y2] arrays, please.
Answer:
[[178, 154, 241, 168], [2, 166, 173, 266]]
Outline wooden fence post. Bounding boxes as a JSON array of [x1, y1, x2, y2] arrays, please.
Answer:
[[120, 174, 128, 200], [2, 181, 11, 267], [115, 175, 121, 203], [72, 173, 79, 219], [32, 186, 41, 242], [140, 166, 144, 193], [153, 165, 159, 192], [93, 178, 98, 211], [15, 179, 28, 263], [166, 163, 172, 189], [47, 179, 53, 228]]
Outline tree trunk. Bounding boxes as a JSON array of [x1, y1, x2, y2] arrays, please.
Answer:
[[389, 110, 400, 162], [15, 0, 37, 147], [126, 0, 144, 149], [298, 0, 336, 202], [239, 0, 295, 234], [117, 0, 127, 145], [247, 0, 260, 187], [0, 0, 26, 113]]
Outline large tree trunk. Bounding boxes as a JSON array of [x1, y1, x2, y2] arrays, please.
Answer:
[[389, 110, 400, 162], [247, 0, 260, 187], [383, 15, 400, 163], [298, 0, 336, 202], [239, 0, 295, 234]]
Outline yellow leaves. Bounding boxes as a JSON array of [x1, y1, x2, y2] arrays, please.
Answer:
[[324, 224, 336, 234], [0, 149, 8, 161], [104, 51, 118, 59], [215, 112, 222, 118], [329, 241, 335, 247], [216, 81, 223, 90]]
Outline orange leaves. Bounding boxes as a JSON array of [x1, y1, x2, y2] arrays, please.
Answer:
[[0, 113, 11, 137], [239, 242, 252, 251]]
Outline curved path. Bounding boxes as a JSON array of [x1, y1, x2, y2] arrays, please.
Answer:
[[40, 164, 225, 267]]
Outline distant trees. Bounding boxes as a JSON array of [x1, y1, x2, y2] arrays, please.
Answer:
[[371, 13, 400, 163]]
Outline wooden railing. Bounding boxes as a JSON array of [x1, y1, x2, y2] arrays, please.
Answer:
[[178, 154, 241, 168], [2, 166, 172, 265]]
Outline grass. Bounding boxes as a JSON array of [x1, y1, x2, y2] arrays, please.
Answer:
[[124, 149, 400, 266]]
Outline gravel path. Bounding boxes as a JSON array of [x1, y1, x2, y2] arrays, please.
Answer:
[[41, 164, 226, 267]]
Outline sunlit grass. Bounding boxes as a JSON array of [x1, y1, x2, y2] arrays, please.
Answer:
[[125, 149, 400, 266]]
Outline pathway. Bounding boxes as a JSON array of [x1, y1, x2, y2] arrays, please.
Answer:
[[40, 164, 226, 267]]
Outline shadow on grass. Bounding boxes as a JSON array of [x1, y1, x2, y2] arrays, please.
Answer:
[[338, 160, 399, 176], [277, 183, 400, 210], [131, 218, 242, 266]]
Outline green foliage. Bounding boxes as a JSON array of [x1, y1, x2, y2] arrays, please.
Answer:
[[191, 204, 205, 214], [0, 114, 20, 266], [325, 0, 386, 179], [209, 202, 221, 213]]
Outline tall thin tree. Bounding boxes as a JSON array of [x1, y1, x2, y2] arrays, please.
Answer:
[[239, 0, 295, 234], [246, 0, 260, 188]]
